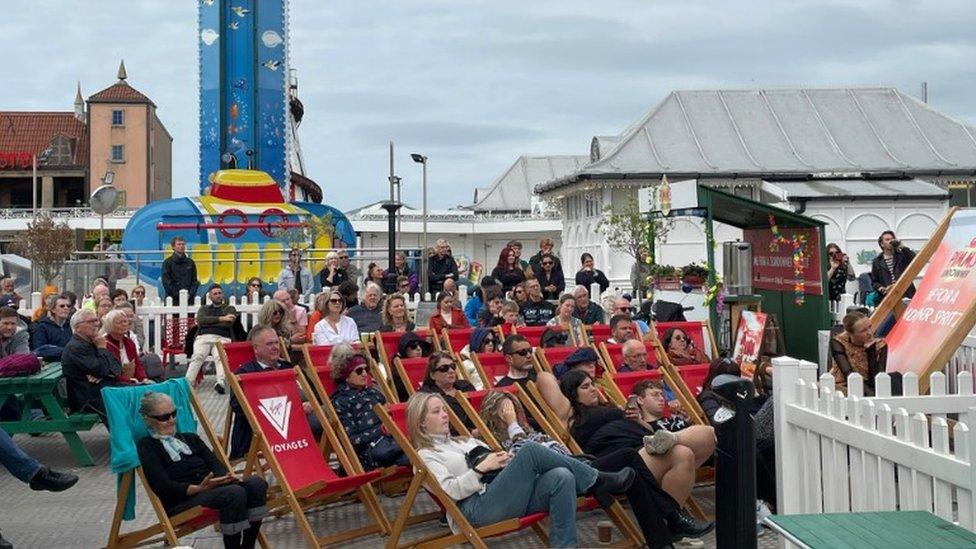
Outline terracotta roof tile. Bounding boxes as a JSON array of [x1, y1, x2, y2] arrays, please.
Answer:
[[88, 81, 154, 105], [0, 112, 88, 167]]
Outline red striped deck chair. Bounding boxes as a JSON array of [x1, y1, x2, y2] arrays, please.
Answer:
[[470, 351, 512, 389], [226, 367, 391, 546], [512, 325, 548, 347], [216, 342, 257, 454], [586, 323, 612, 346], [441, 327, 475, 354], [654, 320, 719, 359], [374, 402, 554, 549]]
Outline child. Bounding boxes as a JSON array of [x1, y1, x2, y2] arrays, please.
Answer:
[[500, 301, 523, 335]]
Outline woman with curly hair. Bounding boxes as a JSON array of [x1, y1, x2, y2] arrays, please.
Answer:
[[257, 299, 292, 341]]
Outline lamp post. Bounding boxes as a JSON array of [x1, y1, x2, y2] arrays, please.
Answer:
[[411, 153, 428, 295]]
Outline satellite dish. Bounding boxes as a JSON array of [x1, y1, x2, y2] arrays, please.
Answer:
[[90, 185, 120, 215]]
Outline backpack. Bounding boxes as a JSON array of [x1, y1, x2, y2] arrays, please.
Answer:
[[0, 353, 41, 378]]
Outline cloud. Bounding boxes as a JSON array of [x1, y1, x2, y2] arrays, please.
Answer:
[[349, 121, 544, 147]]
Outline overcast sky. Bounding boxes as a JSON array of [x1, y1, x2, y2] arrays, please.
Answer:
[[2, 0, 974, 211]]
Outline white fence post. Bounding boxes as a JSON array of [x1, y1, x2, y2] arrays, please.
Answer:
[[773, 355, 803, 515]]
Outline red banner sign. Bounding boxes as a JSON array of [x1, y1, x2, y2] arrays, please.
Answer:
[[0, 151, 33, 170], [886, 211, 976, 375], [742, 227, 823, 295]]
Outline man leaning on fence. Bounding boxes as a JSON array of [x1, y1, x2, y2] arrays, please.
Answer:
[[185, 285, 237, 394], [161, 236, 199, 302]]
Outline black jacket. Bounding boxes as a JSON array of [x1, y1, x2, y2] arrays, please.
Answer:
[[319, 266, 348, 289], [61, 335, 123, 415], [575, 269, 609, 297], [428, 254, 458, 294], [490, 266, 526, 293], [870, 247, 917, 298], [229, 359, 294, 459], [137, 433, 228, 511], [528, 252, 564, 281], [161, 253, 199, 301], [535, 269, 565, 300]]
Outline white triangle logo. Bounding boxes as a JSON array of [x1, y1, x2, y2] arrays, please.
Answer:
[[257, 396, 291, 440]]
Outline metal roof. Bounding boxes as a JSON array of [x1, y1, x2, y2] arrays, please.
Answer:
[[536, 88, 976, 194], [468, 155, 589, 212], [766, 178, 950, 200]]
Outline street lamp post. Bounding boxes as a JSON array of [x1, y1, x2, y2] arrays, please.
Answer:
[[411, 153, 428, 296]]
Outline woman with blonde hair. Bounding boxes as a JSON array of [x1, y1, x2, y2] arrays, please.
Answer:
[[379, 293, 414, 332], [406, 391, 634, 548], [257, 299, 292, 340]]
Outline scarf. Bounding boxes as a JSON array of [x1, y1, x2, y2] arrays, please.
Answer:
[[150, 431, 193, 462]]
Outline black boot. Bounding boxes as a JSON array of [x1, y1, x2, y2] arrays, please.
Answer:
[[588, 467, 636, 508], [0, 528, 13, 549], [668, 508, 714, 541], [241, 521, 262, 549], [222, 532, 242, 549], [28, 467, 78, 492]]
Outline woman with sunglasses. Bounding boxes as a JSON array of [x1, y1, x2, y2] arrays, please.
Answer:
[[418, 351, 477, 430], [535, 257, 565, 300], [137, 391, 268, 548], [256, 299, 293, 341], [240, 277, 265, 304], [379, 293, 415, 333], [662, 328, 708, 366], [312, 290, 360, 345], [457, 328, 496, 391], [329, 344, 409, 470]]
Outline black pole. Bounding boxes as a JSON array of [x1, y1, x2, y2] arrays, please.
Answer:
[[380, 201, 402, 293]]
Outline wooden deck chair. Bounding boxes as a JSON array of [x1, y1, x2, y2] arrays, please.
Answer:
[[391, 356, 428, 397], [454, 389, 645, 548], [469, 351, 513, 389], [654, 320, 719, 360], [374, 402, 554, 549], [586, 323, 612, 346], [296, 355, 440, 526], [103, 378, 269, 549], [304, 342, 394, 403], [598, 340, 664, 375], [535, 346, 586, 374], [599, 369, 665, 407], [441, 327, 475, 354], [216, 341, 258, 454], [225, 367, 392, 546], [512, 325, 549, 347]]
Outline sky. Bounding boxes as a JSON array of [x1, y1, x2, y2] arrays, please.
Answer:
[[1, 0, 974, 211]]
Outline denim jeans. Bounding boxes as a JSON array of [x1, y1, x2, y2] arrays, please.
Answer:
[[458, 441, 598, 548], [0, 427, 41, 483]]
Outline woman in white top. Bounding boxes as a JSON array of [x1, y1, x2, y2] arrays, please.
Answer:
[[312, 290, 360, 345], [546, 294, 584, 346], [407, 392, 634, 548]]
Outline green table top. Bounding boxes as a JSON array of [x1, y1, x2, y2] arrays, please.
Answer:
[[0, 362, 62, 392], [766, 512, 976, 549]]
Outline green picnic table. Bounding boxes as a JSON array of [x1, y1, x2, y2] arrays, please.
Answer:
[[765, 511, 976, 549], [0, 362, 101, 466]]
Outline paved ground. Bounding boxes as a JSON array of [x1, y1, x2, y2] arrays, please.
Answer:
[[1, 382, 782, 548]]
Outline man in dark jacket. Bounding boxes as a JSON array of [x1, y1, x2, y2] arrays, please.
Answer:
[[572, 285, 605, 325], [185, 285, 237, 393], [161, 236, 199, 302], [427, 238, 458, 295], [870, 231, 917, 299], [228, 325, 322, 459], [346, 282, 383, 333], [61, 309, 126, 422], [30, 295, 73, 362]]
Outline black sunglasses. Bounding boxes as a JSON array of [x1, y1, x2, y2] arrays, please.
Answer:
[[506, 348, 533, 357], [147, 410, 177, 422], [329, 298, 344, 304], [352, 366, 368, 376], [249, 282, 261, 287], [407, 341, 423, 350], [433, 363, 456, 373]]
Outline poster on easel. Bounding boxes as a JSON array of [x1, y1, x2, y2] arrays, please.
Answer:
[[885, 210, 976, 377], [733, 310, 767, 378]]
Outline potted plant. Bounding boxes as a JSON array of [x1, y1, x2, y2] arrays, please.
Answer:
[[681, 262, 710, 286], [648, 263, 680, 288]]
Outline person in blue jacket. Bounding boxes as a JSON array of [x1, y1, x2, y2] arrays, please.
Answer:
[[463, 276, 499, 326], [30, 294, 73, 362]]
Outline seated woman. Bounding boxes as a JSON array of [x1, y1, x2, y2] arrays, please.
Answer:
[[476, 295, 504, 328], [407, 391, 635, 548], [480, 391, 690, 549], [257, 299, 292, 341], [390, 331, 433, 400], [418, 352, 477, 430], [662, 327, 708, 366], [559, 369, 713, 537], [312, 290, 360, 346], [427, 291, 470, 333], [632, 379, 715, 467], [379, 293, 415, 333], [458, 328, 497, 391], [101, 309, 152, 384], [546, 294, 585, 346], [137, 392, 268, 549], [829, 311, 890, 396], [329, 344, 408, 469]]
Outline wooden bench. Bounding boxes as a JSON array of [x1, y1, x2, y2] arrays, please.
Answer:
[[764, 511, 976, 549], [0, 363, 101, 466]]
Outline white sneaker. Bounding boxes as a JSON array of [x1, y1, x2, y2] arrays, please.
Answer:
[[643, 430, 678, 455]]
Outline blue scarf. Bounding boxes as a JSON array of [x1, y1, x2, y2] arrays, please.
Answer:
[[150, 431, 193, 462]]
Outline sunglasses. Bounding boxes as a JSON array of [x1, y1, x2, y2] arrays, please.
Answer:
[[617, 306, 634, 312], [542, 262, 553, 266], [249, 282, 261, 287], [672, 335, 686, 342], [407, 341, 423, 350], [147, 410, 177, 422], [338, 256, 348, 260], [433, 363, 456, 373], [352, 366, 368, 376], [329, 298, 344, 304], [507, 348, 533, 357]]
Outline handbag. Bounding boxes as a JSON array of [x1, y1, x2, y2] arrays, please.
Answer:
[[368, 435, 405, 466], [465, 445, 500, 484]]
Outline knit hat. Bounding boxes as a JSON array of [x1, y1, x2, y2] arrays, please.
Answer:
[[562, 347, 599, 369], [338, 355, 368, 380]]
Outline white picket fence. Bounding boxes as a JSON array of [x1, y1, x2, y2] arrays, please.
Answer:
[[773, 355, 976, 534]]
